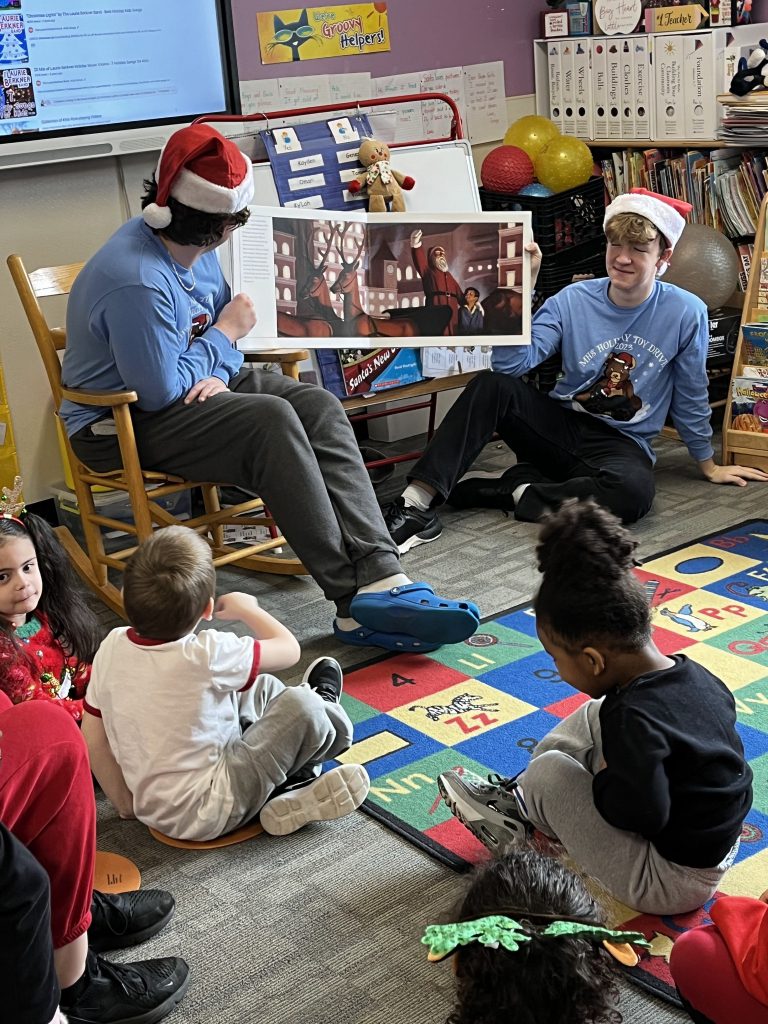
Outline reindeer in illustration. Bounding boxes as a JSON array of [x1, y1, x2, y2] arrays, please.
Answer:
[[330, 222, 428, 339], [276, 222, 342, 339]]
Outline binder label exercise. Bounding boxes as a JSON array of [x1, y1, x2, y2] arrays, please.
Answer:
[[228, 206, 533, 350]]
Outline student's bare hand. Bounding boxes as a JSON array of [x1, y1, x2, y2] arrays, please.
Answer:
[[215, 292, 257, 343], [184, 377, 229, 404], [759, 887, 768, 904], [214, 592, 259, 622], [526, 241, 542, 289], [703, 463, 768, 487]]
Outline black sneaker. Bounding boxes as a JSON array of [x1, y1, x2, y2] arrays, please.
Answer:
[[60, 950, 189, 1024], [447, 464, 547, 511], [382, 497, 443, 553], [302, 656, 343, 703], [89, 889, 175, 954], [438, 769, 533, 853]]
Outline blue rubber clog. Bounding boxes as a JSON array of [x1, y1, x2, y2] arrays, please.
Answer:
[[350, 583, 480, 645], [333, 622, 442, 653]]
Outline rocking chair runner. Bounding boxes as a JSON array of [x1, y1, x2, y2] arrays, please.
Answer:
[[7, 253, 309, 618]]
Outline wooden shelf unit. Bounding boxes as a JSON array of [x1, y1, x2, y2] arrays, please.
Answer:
[[722, 190, 768, 469]]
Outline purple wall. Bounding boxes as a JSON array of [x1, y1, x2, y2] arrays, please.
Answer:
[[232, 0, 539, 96], [232, 1, 768, 98]]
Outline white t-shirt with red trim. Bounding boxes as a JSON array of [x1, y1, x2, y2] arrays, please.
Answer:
[[85, 626, 260, 839]]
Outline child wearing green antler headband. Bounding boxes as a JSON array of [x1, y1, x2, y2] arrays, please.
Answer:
[[423, 849, 648, 1024]]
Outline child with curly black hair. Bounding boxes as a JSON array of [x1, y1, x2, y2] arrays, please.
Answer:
[[422, 848, 648, 1024], [0, 487, 100, 720], [439, 499, 752, 916]]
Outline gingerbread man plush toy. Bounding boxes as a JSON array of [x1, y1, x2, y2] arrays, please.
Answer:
[[348, 138, 415, 212]]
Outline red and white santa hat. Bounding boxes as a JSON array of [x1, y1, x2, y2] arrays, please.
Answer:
[[143, 124, 254, 230], [603, 187, 692, 251]]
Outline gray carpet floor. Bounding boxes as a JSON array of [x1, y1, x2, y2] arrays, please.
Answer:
[[92, 431, 765, 1023]]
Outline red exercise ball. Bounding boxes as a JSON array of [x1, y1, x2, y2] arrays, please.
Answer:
[[480, 145, 535, 194]]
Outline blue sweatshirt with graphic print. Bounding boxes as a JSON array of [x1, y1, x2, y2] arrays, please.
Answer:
[[61, 218, 244, 436], [491, 277, 713, 464]]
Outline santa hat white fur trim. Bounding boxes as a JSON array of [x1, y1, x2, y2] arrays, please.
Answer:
[[142, 128, 254, 229], [603, 191, 689, 251]]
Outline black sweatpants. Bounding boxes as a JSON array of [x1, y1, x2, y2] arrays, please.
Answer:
[[0, 822, 59, 1022], [411, 371, 656, 524]]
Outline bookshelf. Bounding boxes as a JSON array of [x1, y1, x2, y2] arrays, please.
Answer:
[[722, 190, 768, 469]]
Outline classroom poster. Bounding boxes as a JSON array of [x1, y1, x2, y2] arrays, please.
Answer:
[[257, 4, 391, 65], [229, 206, 532, 350]]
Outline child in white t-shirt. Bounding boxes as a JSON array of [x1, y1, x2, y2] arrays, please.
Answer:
[[81, 526, 368, 842]]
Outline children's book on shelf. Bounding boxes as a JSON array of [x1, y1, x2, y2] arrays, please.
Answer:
[[741, 322, 768, 364], [730, 375, 768, 431]]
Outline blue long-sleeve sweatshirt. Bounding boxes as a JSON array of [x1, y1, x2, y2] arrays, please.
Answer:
[[61, 218, 244, 436], [491, 277, 714, 464]]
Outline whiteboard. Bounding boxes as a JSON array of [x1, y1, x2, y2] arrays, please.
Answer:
[[249, 139, 482, 213]]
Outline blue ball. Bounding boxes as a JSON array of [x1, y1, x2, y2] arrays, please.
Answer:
[[517, 183, 554, 197]]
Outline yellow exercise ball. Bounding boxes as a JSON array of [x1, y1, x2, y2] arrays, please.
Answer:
[[535, 137, 594, 193], [503, 115, 560, 163]]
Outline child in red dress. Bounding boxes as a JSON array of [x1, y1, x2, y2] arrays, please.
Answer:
[[0, 479, 99, 720]]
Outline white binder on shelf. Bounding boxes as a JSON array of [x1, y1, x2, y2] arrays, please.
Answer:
[[592, 37, 608, 139], [621, 37, 636, 138], [606, 38, 623, 140], [561, 40, 576, 136], [684, 33, 716, 139], [573, 39, 593, 139], [547, 40, 564, 130], [633, 35, 653, 140], [654, 33, 685, 139]]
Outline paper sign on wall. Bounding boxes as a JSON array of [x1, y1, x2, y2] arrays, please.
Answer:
[[257, 4, 391, 65]]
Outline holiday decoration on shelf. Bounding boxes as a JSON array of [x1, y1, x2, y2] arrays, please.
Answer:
[[729, 38, 768, 95], [534, 136, 594, 193], [347, 138, 415, 213], [480, 145, 535, 195]]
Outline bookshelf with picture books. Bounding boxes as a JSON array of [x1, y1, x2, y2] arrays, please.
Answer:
[[722, 191, 768, 469]]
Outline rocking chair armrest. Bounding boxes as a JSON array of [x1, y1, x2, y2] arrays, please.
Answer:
[[60, 386, 139, 407]]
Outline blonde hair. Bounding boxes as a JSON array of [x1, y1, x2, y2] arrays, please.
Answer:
[[123, 526, 215, 641], [605, 212, 667, 253]]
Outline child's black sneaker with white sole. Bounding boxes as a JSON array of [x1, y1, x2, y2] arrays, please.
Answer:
[[302, 656, 343, 703], [59, 950, 190, 1024]]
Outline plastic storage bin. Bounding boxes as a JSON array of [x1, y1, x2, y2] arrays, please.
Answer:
[[479, 176, 606, 256]]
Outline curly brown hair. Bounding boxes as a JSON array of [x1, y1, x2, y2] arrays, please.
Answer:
[[446, 849, 623, 1024], [533, 498, 651, 654], [141, 175, 250, 248]]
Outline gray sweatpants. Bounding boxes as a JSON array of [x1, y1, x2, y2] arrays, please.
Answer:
[[223, 674, 353, 833], [70, 368, 401, 615], [519, 699, 737, 915]]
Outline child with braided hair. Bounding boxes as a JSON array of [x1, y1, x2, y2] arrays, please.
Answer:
[[422, 848, 648, 1024], [0, 479, 100, 720], [439, 499, 752, 916]]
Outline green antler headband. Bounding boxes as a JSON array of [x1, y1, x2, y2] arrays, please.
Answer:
[[422, 914, 650, 964]]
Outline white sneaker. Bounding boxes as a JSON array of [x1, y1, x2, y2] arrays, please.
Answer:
[[259, 763, 369, 836]]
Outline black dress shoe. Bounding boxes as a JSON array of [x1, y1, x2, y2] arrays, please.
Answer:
[[89, 889, 175, 953], [447, 464, 547, 511]]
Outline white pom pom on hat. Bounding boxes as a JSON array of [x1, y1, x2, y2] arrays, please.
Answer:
[[603, 187, 692, 251], [142, 124, 254, 230]]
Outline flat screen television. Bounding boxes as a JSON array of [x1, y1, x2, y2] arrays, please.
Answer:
[[0, 0, 241, 170]]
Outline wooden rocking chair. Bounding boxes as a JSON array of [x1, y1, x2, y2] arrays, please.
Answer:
[[8, 253, 309, 618]]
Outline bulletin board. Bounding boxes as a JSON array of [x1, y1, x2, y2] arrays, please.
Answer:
[[231, 0, 539, 98]]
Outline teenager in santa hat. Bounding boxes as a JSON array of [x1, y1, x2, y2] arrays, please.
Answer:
[[384, 188, 767, 551], [60, 124, 479, 653]]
